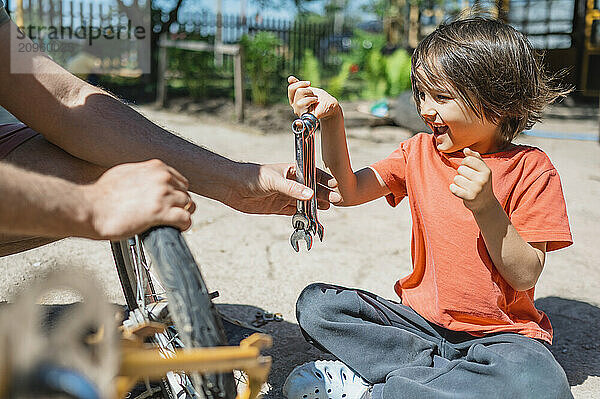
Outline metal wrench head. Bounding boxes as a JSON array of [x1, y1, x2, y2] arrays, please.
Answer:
[[292, 119, 305, 135], [316, 222, 324, 241], [292, 113, 319, 138], [301, 113, 319, 135], [290, 228, 313, 252], [308, 221, 317, 236], [292, 212, 310, 230]]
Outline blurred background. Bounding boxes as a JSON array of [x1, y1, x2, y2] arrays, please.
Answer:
[[1, 2, 599, 397], [4, 0, 599, 132]]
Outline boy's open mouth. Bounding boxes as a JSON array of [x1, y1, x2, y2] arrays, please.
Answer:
[[432, 125, 449, 136]]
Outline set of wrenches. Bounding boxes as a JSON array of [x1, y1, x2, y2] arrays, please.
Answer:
[[290, 113, 324, 252]]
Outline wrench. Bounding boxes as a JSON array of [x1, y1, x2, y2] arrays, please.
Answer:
[[290, 120, 313, 251], [290, 224, 313, 252], [290, 212, 312, 252], [290, 113, 323, 251], [307, 130, 324, 240]]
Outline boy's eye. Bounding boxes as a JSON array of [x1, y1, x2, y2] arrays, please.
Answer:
[[436, 94, 452, 101]]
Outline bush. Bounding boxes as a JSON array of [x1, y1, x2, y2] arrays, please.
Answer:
[[168, 47, 216, 99], [241, 32, 283, 106], [300, 49, 321, 87], [385, 48, 412, 97], [364, 48, 387, 98], [322, 29, 411, 101], [327, 60, 353, 99]]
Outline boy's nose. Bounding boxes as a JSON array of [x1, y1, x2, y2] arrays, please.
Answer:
[[420, 100, 436, 121]]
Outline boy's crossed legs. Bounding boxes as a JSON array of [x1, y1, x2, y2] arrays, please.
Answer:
[[296, 283, 572, 399]]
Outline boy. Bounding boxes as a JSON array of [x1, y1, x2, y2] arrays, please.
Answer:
[[283, 17, 573, 399]]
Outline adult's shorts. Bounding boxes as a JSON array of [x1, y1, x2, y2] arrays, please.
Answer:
[[0, 123, 39, 159]]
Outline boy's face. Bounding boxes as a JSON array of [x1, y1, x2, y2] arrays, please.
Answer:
[[415, 69, 500, 154]]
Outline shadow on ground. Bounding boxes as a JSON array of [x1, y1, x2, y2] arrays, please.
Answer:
[[222, 297, 600, 395], [0, 301, 318, 398], [217, 303, 334, 399], [3, 298, 596, 396], [535, 296, 600, 386]]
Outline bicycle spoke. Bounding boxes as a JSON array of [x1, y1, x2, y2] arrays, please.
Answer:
[[116, 227, 238, 399]]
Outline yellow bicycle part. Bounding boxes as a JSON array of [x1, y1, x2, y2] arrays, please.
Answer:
[[116, 323, 272, 399]]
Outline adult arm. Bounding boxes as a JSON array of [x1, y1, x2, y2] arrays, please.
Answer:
[[0, 160, 195, 240], [0, 20, 329, 215]]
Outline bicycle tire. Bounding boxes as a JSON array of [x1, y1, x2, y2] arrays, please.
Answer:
[[112, 240, 175, 398], [110, 240, 137, 312], [140, 226, 237, 399]]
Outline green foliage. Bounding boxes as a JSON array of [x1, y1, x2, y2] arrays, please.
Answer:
[[300, 49, 321, 87], [168, 47, 216, 99], [324, 29, 385, 99], [360, 0, 388, 18], [327, 60, 353, 99], [363, 47, 387, 98], [295, 11, 330, 24], [323, 29, 412, 100], [385, 48, 412, 96], [159, 25, 410, 105], [347, 29, 387, 70], [241, 32, 283, 106]]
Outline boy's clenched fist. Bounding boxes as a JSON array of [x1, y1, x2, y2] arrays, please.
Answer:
[[449, 148, 497, 213]]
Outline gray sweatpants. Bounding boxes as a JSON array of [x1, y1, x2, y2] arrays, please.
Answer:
[[296, 283, 572, 399]]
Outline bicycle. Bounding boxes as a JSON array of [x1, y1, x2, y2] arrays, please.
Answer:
[[0, 226, 270, 399], [111, 226, 269, 399]]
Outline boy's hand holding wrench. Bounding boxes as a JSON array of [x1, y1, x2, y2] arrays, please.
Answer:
[[287, 75, 343, 251]]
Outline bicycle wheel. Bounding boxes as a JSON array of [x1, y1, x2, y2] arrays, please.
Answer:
[[140, 226, 237, 399], [111, 227, 236, 399], [110, 240, 137, 312]]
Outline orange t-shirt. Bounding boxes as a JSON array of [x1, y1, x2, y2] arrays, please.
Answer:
[[370, 133, 572, 344]]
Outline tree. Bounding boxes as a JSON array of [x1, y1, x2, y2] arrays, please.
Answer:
[[116, 0, 184, 35], [362, 0, 409, 48], [251, 0, 320, 11], [362, 0, 510, 49]]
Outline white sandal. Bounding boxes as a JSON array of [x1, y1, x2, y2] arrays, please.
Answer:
[[283, 360, 370, 399]]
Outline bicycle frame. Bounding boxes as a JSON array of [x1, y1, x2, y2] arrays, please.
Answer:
[[111, 229, 271, 399], [116, 331, 272, 399], [112, 237, 196, 397]]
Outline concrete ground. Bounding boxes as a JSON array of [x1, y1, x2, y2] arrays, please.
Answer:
[[0, 103, 598, 397]]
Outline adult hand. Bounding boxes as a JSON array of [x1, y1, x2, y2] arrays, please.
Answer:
[[288, 76, 341, 120], [84, 160, 196, 239], [224, 162, 341, 215], [449, 148, 498, 213]]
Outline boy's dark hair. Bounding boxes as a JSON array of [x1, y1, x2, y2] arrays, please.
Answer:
[[411, 17, 571, 142]]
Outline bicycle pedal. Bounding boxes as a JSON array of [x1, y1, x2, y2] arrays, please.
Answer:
[[209, 291, 220, 300]]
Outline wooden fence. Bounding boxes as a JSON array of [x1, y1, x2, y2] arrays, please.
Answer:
[[173, 11, 342, 73], [6, 1, 595, 98]]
